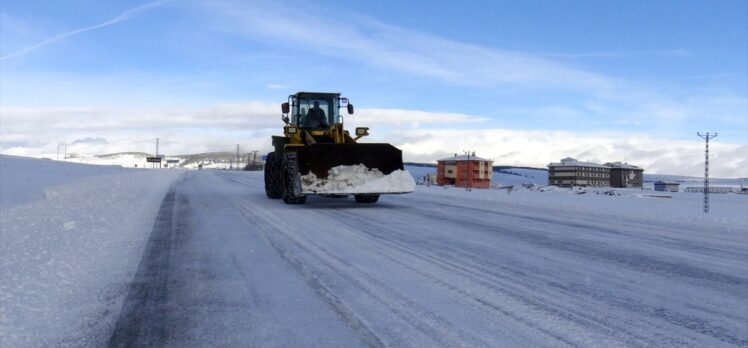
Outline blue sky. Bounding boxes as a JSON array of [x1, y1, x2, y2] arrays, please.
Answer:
[[1, 0, 746, 176]]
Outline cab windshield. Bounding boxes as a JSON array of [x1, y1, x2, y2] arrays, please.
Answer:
[[292, 95, 340, 129]]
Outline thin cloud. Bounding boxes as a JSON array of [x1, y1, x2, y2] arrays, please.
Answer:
[[192, 1, 746, 130], [542, 49, 691, 59], [195, 1, 616, 93], [266, 83, 288, 90], [355, 108, 488, 127], [0, 103, 486, 132], [0, 0, 169, 60]]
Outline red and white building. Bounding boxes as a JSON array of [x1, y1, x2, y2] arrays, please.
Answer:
[[436, 154, 493, 189]]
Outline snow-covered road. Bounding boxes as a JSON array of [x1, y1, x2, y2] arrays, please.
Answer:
[[108, 170, 748, 347]]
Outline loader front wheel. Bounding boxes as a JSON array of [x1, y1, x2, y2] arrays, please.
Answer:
[[282, 153, 307, 205], [354, 194, 379, 204], [264, 152, 282, 199]]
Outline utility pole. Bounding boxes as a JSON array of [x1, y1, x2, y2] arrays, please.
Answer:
[[236, 144, 240, 170], [697, 132, 718, 213], [63, 143, 67, 161], [155, 138, 160, 169]]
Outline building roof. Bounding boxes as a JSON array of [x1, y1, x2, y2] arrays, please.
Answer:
[[437, 154, 491, 162], [606, 161, 642, 170], [654, 181, 680, 185], [548, 157, 608, 168]]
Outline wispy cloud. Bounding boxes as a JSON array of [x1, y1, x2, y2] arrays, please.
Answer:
[[541, 49, 691, 59], [195, 1, 616, 93], [0, 0, 169, 60], [0, 103, 486, 133], [355, 109, 487, 127], [265, 83, 288, 90], [192, 1, 746, 131]]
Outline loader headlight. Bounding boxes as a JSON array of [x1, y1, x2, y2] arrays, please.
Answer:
[[286, 126, 298, 134], [355, 127, 369, 136]]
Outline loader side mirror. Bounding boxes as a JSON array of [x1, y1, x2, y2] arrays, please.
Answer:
[[281, 102, 290, 114], [347, 103, 354, 115]]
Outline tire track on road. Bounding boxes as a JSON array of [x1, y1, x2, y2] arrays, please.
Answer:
[[107, 183, 190, 347], [229, 196, 498, 347], [326, 202, 747, 346]]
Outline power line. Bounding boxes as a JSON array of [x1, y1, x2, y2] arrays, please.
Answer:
[[697, 132, 718, 213]]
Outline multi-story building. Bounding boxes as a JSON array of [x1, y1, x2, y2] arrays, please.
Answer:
[[437, 154, 493, 189], [547, 157, 610, 187], [606, 162, 644, 188]]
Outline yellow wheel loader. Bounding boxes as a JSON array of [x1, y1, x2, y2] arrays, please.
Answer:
[[264, 92, 414, 204]]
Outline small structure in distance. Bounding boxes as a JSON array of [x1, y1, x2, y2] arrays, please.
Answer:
[[436, 154, 493, 189], [654, 181, 680, 192], [684, 186, 741, 194]]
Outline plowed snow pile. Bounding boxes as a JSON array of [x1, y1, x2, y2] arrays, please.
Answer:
[[301, 164, 415, 193]]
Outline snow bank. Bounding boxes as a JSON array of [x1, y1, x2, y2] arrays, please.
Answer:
[[0, 155, 128, 208], [301, 164, 415, 194], [0, 156, 182, 346]]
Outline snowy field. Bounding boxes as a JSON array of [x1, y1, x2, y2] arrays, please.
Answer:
[[2, 156, 747, 347], [0, 155, 183, 346]]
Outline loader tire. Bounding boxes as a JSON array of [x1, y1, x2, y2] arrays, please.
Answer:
[[282, 152, 307, 204], [264, 152, 282, 199], [354, 194, 379, 203]]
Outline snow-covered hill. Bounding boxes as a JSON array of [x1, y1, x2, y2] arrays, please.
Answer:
[[644, 173, 747, 187]]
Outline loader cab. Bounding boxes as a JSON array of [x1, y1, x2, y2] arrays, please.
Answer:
[[288, 92, 345, 130]]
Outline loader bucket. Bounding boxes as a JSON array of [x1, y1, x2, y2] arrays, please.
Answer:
[[297, 143, 404, 178]]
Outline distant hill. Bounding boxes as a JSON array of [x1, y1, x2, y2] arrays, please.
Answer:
[[172, 152, 237, 167], [96, 152, 152, 159], [88, 151, 255, 169]]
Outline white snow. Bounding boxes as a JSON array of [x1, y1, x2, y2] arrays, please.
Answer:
[[2, 156, 747, 346], [0, 155, 129, 207], [414, 183, 748, 229], [301, 164, 416, 194], [0, 155, 182, 346]]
